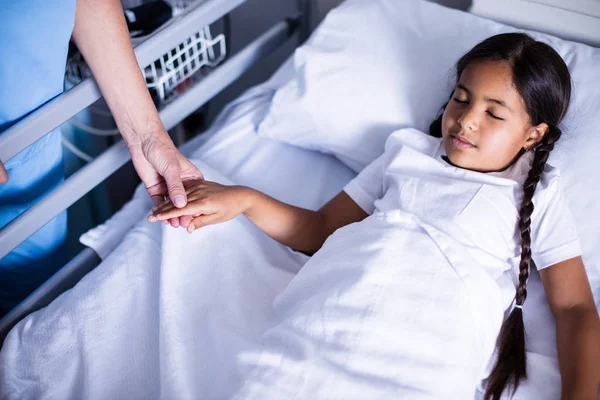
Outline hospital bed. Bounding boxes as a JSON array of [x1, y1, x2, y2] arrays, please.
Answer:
[[0, 0, 599, 398]]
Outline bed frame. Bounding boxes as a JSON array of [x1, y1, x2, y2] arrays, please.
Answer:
[[1, 0, 599, 345], [0, 0, 315, 344], [469, 0, 600, 47]]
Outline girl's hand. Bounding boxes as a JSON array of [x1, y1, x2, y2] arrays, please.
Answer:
[[148, 181, 253, 233]]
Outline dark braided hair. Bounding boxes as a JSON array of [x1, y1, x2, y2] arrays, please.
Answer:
[[429, 33, 571, 399]]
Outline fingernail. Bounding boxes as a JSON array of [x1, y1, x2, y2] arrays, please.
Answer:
[[188, 225, 195, 233], [174, 195, 186, 208]]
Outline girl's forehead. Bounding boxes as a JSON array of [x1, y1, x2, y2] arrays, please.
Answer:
[[458, 61, 526, 112], [459, 61, 516, 93]]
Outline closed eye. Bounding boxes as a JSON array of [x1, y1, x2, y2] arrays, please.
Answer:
[[453, 98, 504, 120], [487, 111, 504, 121]]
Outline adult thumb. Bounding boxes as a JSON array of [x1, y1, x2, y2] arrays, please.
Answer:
[[163, 164, 187, 208]]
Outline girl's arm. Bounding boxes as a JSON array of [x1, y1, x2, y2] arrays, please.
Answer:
[[539, 257, 600, 399], [149, 181, 368, 254]]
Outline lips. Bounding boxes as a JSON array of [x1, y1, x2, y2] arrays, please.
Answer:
[[450, 134, 476, 149]]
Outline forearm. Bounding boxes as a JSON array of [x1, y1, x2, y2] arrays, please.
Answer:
[[72, 0, 164, 146], [555, 307, 600, 399], [243, 188, 331, 254]]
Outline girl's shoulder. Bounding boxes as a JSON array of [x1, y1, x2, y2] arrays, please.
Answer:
[[514, 151, 564, 198], [533, 161, 565, 208]]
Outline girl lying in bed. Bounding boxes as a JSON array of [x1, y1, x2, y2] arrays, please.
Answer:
[[150, 33, 600, 399]]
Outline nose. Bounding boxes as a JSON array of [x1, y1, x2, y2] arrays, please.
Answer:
[[457, 106, 479, 131]]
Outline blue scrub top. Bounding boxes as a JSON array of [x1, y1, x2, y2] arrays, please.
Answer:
[[0, 0, 77, 312]]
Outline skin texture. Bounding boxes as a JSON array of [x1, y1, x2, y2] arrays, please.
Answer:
[[441, 61, 547, 172]]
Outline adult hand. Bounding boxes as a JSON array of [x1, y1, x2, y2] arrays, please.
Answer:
[[71, 0, 202, 227], [128, 131, 203, 228], [0, 160, 7, 184], [149, 181, 251, 233]]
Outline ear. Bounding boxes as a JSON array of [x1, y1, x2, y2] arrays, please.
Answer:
[[523, 123, 549, 151]]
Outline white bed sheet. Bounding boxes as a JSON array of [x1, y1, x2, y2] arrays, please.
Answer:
[[0, 69, 575, 400]]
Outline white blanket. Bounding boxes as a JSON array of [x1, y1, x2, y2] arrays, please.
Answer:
[[0, 162, 306, 400], [0, 167, 573, 400], [0, 172, 578, 400], [232, 210, 506, 400]]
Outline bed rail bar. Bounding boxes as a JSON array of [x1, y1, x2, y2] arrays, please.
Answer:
[[0, 0, 247, 164], [0, 18, 296, 261], [0, 248, 101, 345], [0, 17, 298, 343]]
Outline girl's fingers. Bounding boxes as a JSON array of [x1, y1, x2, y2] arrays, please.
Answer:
[[148, 200, 204, 223], [152, 190, 207, 214], [153, 202, 207, 221], [148, 204, 187, 222], [152, 200, 177, 214], [187, 213, 221, 233], [152, 199, 194, 216], [150, 181, 214, 213]]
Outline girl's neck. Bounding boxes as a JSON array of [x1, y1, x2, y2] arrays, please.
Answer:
[[441, 148, 528, 174]]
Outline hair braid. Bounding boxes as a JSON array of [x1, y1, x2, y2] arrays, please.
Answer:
[[484, 125, 562, 400], [428, 33, 571, 399], [515, 126, 561, 305]]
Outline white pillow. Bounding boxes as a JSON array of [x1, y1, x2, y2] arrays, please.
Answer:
[[257, 0, 600, 276]]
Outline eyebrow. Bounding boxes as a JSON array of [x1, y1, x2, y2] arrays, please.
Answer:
[[456, 84, 513, 112]]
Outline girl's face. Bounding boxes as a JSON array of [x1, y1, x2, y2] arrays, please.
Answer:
[[441, 60, 547, 172]]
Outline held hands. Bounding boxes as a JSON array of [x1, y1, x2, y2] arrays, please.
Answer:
[[128, 131, 204, 228], [148, 180, 252, 233]]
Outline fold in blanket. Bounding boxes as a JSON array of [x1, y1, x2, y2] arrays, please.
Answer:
[[0, 163, 305, 400], [0, 163, 570, 400], [233, 210, 506, 400]]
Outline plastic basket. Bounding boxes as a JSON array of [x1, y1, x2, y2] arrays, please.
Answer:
[[66, 24, 226, 107], [143, 25, 226, 104]]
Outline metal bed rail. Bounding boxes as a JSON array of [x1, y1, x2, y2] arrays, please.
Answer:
[[0, 0, 311, 344]]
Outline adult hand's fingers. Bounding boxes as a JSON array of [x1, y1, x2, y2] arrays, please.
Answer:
[[150, 185, 208, 216], [0, 160, 8, 184], [136, 136, 189, 208], [148, 190, 178, 225], [178, 215, 194, 229], [147, 144, 190, 209], [187, 213, 221, 233], [149, 201, 207, 222], [162, 162, 187, 208]]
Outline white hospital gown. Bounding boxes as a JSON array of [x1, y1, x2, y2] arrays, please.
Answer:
[[346, 128, 581, 280], [233, 128, 581, 400]]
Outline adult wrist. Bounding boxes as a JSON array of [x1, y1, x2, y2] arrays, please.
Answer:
[[118, 112, 167, 149]]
